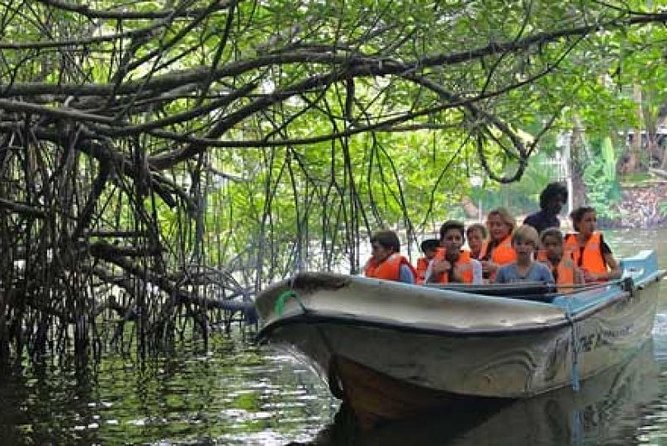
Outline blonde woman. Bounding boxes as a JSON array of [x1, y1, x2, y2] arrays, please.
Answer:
[[479, 207, 517, 280]]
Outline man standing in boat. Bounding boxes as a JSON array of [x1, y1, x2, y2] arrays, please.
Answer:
[[524, 182, 568, 234], [425, 220, 479, 284], [364, 230, 417, 283]]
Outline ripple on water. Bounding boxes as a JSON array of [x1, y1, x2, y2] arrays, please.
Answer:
[[653, 313, 667, 335], [0, 337, 338, 445]]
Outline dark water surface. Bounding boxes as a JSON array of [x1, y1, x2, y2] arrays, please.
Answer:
[[2, 229, 667, 445]]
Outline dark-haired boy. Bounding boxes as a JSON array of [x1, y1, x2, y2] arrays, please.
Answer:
[[364, 230, 417, 283], [425, 221, 479, 284], [415, 238, 440, 284]]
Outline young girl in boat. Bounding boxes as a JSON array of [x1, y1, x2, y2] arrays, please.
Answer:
[[425, 220, 479, 284], [364, 230, 417, 283], [495, 225, 554, 284], [565, 206, 621, 282], [538, 228, 584, 291], [479, 207, 518, 281], [415, 238, 440, 284], [466, 223, 487, 260]]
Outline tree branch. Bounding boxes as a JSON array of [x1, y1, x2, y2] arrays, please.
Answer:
[[4, 12, 665, 97], [0, 198, 47, 218], [36, 0, 233, 20]]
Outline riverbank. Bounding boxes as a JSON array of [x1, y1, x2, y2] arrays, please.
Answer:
[[459, 180, 667, 231], [604, 180, 667, 229]]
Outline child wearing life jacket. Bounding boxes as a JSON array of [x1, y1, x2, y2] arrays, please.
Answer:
[[415, 238, 440, 284], [538, 228, 584, 291], [479, 207, 518, 281], [425, 220, 479, 284], [364, 230, 417, 283], [466, 223, 487, 260], [495, 225, 554, 284], [565, 207, 621, 282]]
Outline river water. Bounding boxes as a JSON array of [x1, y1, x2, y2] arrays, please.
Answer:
[[1, 229, 667, 445]]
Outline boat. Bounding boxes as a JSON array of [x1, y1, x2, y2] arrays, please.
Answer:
[[255, 250, 665, 428]]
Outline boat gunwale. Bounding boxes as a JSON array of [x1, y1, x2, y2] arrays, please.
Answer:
[[258, 290, 632, 341], [257, 270, 664, 341]]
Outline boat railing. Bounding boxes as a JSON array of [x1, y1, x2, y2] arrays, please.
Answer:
[[619, 250, 659, 284], [426, 282, 557, 302], [427, 279, 632, 304], [422, 250, 661, 305]]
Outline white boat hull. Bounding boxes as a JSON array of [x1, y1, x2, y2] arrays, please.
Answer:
[[256, 250, 664, 424]]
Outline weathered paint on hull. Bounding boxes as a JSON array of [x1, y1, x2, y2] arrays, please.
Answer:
[[349, 340, 657, 442], [269, 277, 657, 390], [257, 252, 664, 424], [329, 354, 503, 429]]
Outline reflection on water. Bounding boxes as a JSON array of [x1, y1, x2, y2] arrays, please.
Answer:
[[1, 229, 667, 445], [0, 337, 337, 445], [605, 228, 667, 265], [5, 335, 667, 446], [311, 340, 661, 446]]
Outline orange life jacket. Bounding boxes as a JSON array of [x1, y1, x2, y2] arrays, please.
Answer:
[[364, 253, 417, 282], [537, 251, 577, 292], [415, 257, 430, 284], [564, 232, 607, 276], [479, 235, 516, 281], [430, 248, 474, 284], [479, 235, 516, 266]]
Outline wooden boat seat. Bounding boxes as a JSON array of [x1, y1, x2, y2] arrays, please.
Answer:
[[428, 282, 558, 303]]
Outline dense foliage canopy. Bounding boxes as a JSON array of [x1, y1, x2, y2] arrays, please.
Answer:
[[1, 0, 666, 357]]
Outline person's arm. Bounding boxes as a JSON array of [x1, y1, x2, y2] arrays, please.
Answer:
[[541, 263, 555, 284], [481, 260, 499, 276], [523, 213, 536, 227], [601, 238, 622, 280], [494, 266, 506, 284], [399, 264, 415, 284], [423, 259, 434, 283], [449, 262, 464, 283], [602, 252, 622, 280], [426, 259, 452, 283], [586, 239, 621, 281]]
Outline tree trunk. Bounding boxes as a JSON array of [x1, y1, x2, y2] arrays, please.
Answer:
[[570, 119, 588, 208], [461, 196, 479, 219], [620, 84, 643, 174]]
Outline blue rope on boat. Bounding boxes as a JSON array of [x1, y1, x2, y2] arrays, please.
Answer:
[[570, 408, 584, 444], [565, 300, 581, 392]]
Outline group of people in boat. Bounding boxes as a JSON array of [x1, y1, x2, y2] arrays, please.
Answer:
[[364, 182, 622, 289]]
